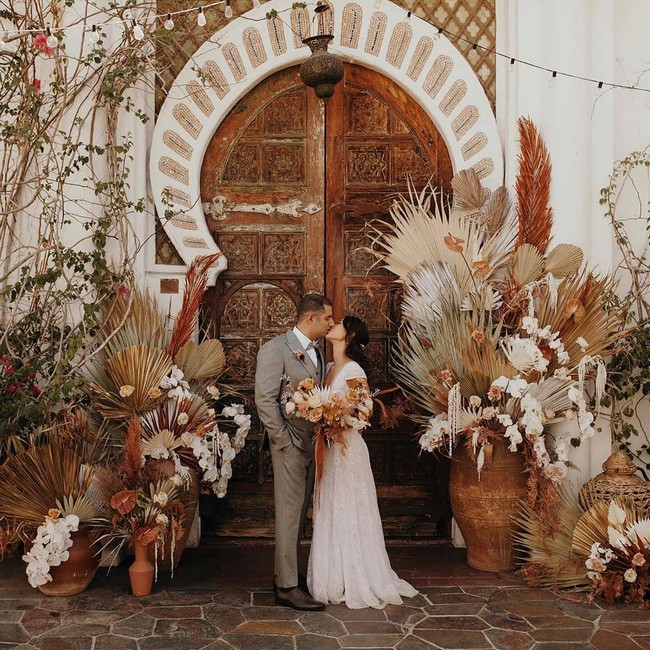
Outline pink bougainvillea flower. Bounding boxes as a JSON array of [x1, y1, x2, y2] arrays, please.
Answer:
[[33, 34, 53, 56], [31, 79, 42, 92], [118, 286, 129, 297]]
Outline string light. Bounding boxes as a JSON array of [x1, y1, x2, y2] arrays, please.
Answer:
[[548, 70, 558, 89], [434, 26, 443, 41], [88, 24, 99, 44], [164, 14, 175, 30], [46, 27, 58, 49], [224, 0, 233, 19], [197, 7, 207, 26], [132, 20, 144, 41]]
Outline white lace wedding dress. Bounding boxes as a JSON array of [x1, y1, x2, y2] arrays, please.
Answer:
[[307, 361, 418, 609]]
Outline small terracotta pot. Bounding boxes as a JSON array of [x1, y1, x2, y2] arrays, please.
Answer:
[[129, 539, 154, 597], [37, 525, 100, 597]]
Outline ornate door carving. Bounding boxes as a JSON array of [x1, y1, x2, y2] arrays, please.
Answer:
[[200, 65, 453, 538]]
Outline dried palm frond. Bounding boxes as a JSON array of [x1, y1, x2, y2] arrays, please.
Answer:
[[451, 169, 486, 212], [513, 485, 589, 589], [511, 243, 545, 286], [484, 186, 513, 238], [101, 290, 167, 356], [141, 393, 214, 441], [0, 445, 94, 525], [89, 345, 172, 420], [175, 339, 226, 382], [535, 273, 623, 369], [515, 117, 553, 255], [168, 253, 222, 358], [545, 244, 584, 279], [57, 492, 100, 522]]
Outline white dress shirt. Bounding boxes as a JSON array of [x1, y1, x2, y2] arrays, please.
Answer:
[[293, 326, 318, 367]]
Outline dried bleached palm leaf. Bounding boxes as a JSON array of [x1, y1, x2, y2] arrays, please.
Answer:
[[175, 339, 226, 382], [545, 243, 584, 278], [511, 243, 545, 286], [451, 169, 486, 212], [484, 186, 512, 238]]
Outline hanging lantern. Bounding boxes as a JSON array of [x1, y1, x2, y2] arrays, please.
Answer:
[[300, 34, 344, 101]]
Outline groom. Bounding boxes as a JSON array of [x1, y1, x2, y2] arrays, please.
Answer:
[[254, 293, 334, 611]]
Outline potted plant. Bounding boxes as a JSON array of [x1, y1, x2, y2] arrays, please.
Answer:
[[372, 118, 622, 571]]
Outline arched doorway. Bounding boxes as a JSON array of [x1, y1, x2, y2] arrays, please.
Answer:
[[199, 64, 453, 539]]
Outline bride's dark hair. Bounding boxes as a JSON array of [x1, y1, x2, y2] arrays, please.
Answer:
[[344, 316, 369, 370]]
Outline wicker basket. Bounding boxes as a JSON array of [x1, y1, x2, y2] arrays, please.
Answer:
[[579, 451, 650, 514]]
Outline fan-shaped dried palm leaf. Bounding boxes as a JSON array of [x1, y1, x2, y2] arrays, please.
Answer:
[[89, 345, 172, 420], [141, 393, 214, 441], [570, 500, 638, 559], [545, 243, 584, 278], [168, 253, 222, 358], [515, 117, 553, 255], [513, 486, 589, 589], [452, 169, 486, 212], [175, 339, 226, 382], [484, 186, 513, 238], [101, 290, 167, 355], [511, 243, 545, 286], [0, 445, 94, 525]]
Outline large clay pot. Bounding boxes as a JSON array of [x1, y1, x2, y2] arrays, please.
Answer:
[[449, 436, 527, 572], [38, 525, 100, 596], [129, 539, 154, 597], [148, 460, 199, 571]]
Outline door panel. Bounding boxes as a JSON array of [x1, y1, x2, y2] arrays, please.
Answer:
[[200, 65, 452, 538]]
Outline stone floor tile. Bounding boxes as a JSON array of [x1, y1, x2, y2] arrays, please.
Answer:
[[601, 610, 650, 623], [40, 623, 110, 637], [221, 633, 296, 650], [558, 599, 602, 621], [142, 605, 203, 619], [401, 595, 430, 608], [478, 604, 533, 631], [202, 642, 239, 650], [203, 604, 247, 632], [598, 622, 650, 635], [414, 629, 492, 648], [0, 624, 29, 644], [633, 638, 650, 650], [424, 603, 485, 616], [138, 638, 210, 650], [489, 588, 560, 603], [533, 644, 594, 650], [418, 587, 464, 595], [383, 604, 427, 626], [252, 591, 277, 606], [592, 629, 647, 650], [30, 638, 94, 650], [462, 586, 500, 598], [153, 617, 222, 638], [425, 593, 486, 605], [415, 615, 489, 631], [324, 605, 387, 622], [525, 615, 593, 630], [343, 621, 403, 634], [211, 589, 252, 608], [94, 634, 138, 650], [299, 611, 348, 637], [493, 602, 569, 618], [111, 612, 156, 638], [20, 608, 61, 635], [484, 628, 535, 650], [230, 620, 304, 635], [0, 599, 45, 611], [72, 594, 141, 613], [338, 633, 403, 647], [395, 635, 438, 649], [240, 605, 302, 620], [295, 633, 341, 650], [0, 611, 24, 623], [61, 610, 125, 625], [530, 626, 593, 642]]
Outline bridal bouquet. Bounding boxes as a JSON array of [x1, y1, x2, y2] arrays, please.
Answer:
[[283, 377, 373, 447]]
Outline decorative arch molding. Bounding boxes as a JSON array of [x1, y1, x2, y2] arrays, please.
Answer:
[[150, 0, 503, 277]]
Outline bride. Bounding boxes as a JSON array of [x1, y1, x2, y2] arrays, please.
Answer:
[[307, 316, 418, 609]]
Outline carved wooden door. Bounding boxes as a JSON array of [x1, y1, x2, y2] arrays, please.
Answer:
[[200, 65, 453, 538]]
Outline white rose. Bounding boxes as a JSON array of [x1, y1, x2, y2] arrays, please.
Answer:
[[307, 395, 322, 408], [469, 395, 482, 408], [285, 401, 296, 415], [293, 391, 304, 403], [153, 491, 169, 507], [482, 407, 496, 419], [624, 568, 637, 583], [177, 412, 189, 425]]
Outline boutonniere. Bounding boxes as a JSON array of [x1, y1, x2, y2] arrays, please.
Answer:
[[292, 349, 306, 362]]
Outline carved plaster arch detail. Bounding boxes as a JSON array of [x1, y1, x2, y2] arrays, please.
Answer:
[[150, 0, 503, 280]]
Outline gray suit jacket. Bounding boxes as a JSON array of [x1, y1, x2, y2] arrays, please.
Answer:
[[254, 330, 325, 452]]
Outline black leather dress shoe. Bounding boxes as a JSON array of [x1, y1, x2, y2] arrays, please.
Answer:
[[275, 585, 325, 611]]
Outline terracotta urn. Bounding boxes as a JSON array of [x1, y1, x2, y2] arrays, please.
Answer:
[[129, 539, 154, 597], [449, 436, 527, 572], [37, 525, 100, 597]]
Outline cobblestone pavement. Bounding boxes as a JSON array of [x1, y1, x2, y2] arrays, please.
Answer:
[[0, 543, 648, 650]]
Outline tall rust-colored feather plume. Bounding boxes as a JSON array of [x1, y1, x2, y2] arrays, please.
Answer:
[[515, 117, 553, 255], [168, 253, 222, 358]]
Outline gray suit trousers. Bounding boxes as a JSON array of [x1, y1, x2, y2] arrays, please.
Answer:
[[270, 440, 315, 588]]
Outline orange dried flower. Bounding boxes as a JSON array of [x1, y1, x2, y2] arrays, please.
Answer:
[[563, 298, 586, 324], [471, 329, 486, 343], [472, 259, 491, 278], [134, 524, 162, 546], [110, 489, 138, 515], [443, 234, 465, 253], [488, 385, 502, 401], [47, 508, 61, 521], [440, 369, 454, 384]]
